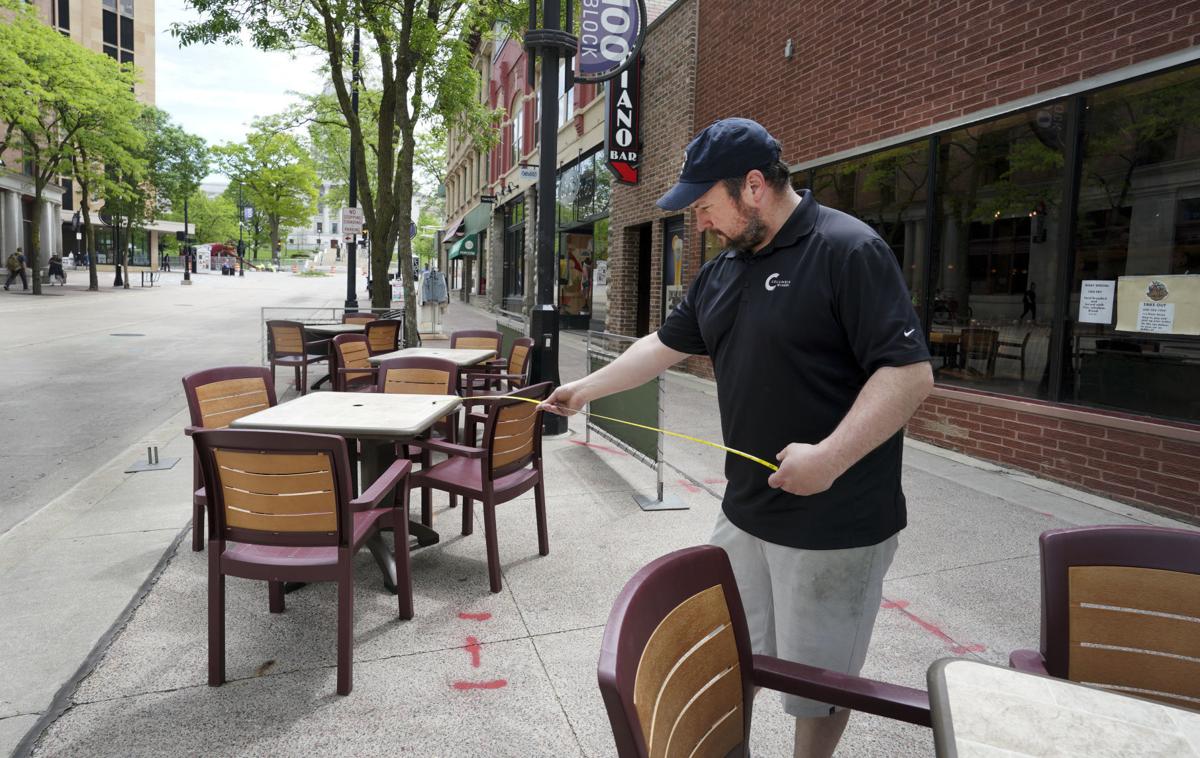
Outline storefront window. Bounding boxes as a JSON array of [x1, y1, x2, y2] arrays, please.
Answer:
[[931, 106, 1066, 400], [592, 217, 609, 328], [1069, 66, 1200, 422], [555, 150, 611, 327], [502, 201, 525, 309]]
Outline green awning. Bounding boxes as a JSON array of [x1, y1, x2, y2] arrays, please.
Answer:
[[464, 203, 491, 235], [449, 232, 479, 260]]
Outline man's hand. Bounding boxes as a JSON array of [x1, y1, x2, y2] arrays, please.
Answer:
[[767, 443, 844, 496], [539, 381, 588, 416]]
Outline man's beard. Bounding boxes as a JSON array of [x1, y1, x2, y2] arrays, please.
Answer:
[[721, 208, 769, 253]]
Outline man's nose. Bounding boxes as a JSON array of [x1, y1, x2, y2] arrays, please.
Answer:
[[694, 210, 712, 231]]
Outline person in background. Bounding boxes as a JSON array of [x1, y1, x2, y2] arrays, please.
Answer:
[[48, 253, 66, 285], [1021, 282, 1036, 322], [5, 247, 27, 291]]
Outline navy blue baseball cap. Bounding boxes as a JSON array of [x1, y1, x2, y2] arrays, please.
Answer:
[[656, 118, 782, 211]]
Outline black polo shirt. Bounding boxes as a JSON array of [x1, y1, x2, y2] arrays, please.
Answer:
[[658, 190, 930, 550]]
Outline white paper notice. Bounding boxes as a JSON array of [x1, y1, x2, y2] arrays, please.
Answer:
[[1136, 301, 1175, 333], [1078, 280, 1115, 324]]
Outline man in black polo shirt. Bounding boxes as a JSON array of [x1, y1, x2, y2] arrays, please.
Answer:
[[542, 118, 932, 757]]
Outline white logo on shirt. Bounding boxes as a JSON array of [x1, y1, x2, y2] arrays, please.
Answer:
[[904, 328, 916, 338], [765, 273, 790, 291]]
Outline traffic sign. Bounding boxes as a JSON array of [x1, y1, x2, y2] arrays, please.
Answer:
[[341, 207, 364, 235]]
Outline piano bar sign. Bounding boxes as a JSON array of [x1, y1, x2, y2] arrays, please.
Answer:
[[575, 0, 648, 83], [605, 55, 642, 184]]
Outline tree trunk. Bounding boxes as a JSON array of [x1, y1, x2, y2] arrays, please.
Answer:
[[80, 185, 98, 291], [269, 215, 280, 263], [123, 220, 132, 288], [29, 182, 44, 296]]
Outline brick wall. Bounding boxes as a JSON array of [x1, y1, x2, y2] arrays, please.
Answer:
[[608, 0, 699, 334], [909, 389, 1200, 523], [694, 0, 1200, 163]]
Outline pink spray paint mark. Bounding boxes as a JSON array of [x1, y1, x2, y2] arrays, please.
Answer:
[[678, 480, 701, 493], [881, 596, 987, 654], [458, 612, 492, 622], [465, 636, 482, 668], [569, 439, 628, 456], [703, 478, 727, 485], [452, 679, 508, 691]]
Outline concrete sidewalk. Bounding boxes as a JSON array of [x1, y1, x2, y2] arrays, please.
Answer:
[[10, 299, 1195, 757]]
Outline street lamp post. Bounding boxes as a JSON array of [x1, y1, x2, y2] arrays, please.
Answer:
[[237, 184, 249, 277], [112, 216, 123, 287], [345, 25, 361, 312], [183, 196, 192, 284]]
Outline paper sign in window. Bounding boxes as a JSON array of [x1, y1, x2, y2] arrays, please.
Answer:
[[1115, 275, 1200, 336]]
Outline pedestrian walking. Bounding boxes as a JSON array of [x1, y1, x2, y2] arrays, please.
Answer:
[[48, 253, 66, 285], [161, 252, 171, 272], [1020, 282, 1036, 322], [541, 118, 933, 758], [4, 247, 28, 290]]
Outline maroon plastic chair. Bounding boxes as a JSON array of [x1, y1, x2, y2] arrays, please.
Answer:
[[182, 366, 278, 552], [598, 545, 931, 757], [1009, 525, 1200, 712], [342, 312, 376, 325], [409, 382, 553, 593], [364, 319, 403, 356], [266, 320, 330, 396], [331, 333, 378, 392], [461, 337, 535, 445], [449, 329, 502, 354], [192, 428, 413, 696], [375, 356, 461, 526]]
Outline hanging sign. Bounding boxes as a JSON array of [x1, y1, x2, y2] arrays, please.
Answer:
[[605, 55, 641, 184], [575, 0, 648, 83]]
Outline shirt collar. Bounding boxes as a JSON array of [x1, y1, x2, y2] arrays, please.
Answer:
[[724, 189, 819, 260]]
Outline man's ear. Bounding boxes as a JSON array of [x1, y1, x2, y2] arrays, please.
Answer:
[[744, 169, 767, 207]]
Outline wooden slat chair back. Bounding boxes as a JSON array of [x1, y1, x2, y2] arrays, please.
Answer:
[[507, 339, 533, 384], [599, 546, 754, 758], [450, 329, 501, 353], [375, 356, 458, 396], [600, 546, 933, 758], [1010, 526, 1200, 713], [486, 397, 540, 478], [365, 319, 402, 355], [343, 312, 376, 324], [182, 367, 278, 552], [332, 333, 376, 392], [192, 428, 412, 696], [268, 321, 306, 356]]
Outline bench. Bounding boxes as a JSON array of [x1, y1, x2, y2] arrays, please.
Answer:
[[140, 271, 161, 287]]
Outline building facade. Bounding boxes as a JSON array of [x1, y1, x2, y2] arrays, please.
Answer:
[[0, 0, 181, 275], [603, 0, 1200, 522]]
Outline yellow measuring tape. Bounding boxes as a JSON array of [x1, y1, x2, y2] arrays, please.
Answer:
[[468, 395, 779, 472]]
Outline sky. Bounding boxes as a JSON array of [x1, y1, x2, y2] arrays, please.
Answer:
[[154, 0, 327, 185]]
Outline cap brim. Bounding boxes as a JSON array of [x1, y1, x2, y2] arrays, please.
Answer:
[[655, 180, 716, 211]]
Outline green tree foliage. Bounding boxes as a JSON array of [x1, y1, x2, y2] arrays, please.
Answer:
[[183, 190, 239, 247], [212, 126, 318, 262], [0, 0, 143, 293], [174, 0, 524, 344]]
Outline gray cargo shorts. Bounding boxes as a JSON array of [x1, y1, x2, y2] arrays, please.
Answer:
[[710, 510, 898, 718]]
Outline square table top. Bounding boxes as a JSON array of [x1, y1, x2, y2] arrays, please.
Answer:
[[304, 323, 366, 335], [927, 658, 1200, 757], [368, 347, 496, 367], [230, 392, 461, 440]]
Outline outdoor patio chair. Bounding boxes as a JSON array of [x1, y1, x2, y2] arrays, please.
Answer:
[[364, 318, 403, 355], [408, 382, 553, 593], [995, 331, 1031, 381], [342, 312, 376, 325], [266, 320, 330, 396], [449, 329, 502, 354], [182, 366, 278, 552], [192, 428, 413, 696], [1009, 525, 1200, 712], [598, 545, 931, 757], [376, 356, 461, 526], [331, 333, 378, 392], [959, 327, 999, 378], [461, 337, 535, 446]]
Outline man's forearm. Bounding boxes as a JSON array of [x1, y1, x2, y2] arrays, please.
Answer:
[[574, 332, 688, 404], [818, 362, 934, 475]]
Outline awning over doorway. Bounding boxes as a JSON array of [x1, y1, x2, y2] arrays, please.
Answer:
[[448, 232, 479, 260]]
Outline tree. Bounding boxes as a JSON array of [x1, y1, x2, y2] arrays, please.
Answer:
[[212, 126, 318, 263], [0, 0, 143, 294], [175, 0, 520, 344], [182, 190, 239, 246]]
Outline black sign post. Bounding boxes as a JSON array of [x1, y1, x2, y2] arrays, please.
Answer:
[[605, 54, 642, 184]]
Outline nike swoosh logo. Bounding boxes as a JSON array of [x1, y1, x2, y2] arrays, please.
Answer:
[[904, 329, 916, 337]]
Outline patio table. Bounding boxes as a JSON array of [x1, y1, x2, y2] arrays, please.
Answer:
[[367, 346, 496, 366], [231, 391, 462, 591], [927, 658, 1200, 757]]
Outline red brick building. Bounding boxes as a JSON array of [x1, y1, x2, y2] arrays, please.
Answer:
[[606, 1, 1200, 522]]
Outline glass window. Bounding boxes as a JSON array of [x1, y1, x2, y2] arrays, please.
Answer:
[[701, 231, 723, 266], [931, 106, 1066, 400], [120, 51, 133, 65], [511, 96, 523, 165], [557, 61, 574, 127], [1068, 66, 1200, 422], [119, 0, 133, 17], [331, 222, 337, 234], [103, 10, 117, 45], [57, 0, 69, 30], [592, 217, 609, 327], [120, 15, 133, 50]]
